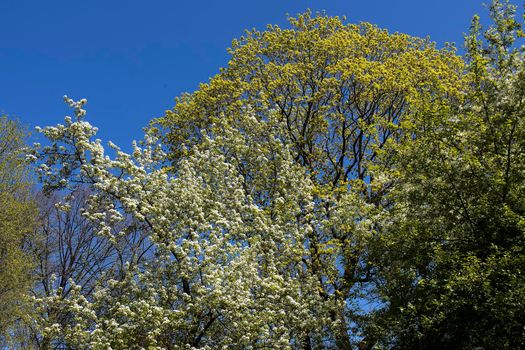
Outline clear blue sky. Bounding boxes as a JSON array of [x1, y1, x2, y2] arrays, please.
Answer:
[[0, 0, 499, 149]]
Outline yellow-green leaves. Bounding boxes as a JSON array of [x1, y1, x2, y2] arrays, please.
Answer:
[[0, 116, 36, 343], [154, 11, 464, 192]]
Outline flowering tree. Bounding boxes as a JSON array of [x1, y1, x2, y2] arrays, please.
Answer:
[[30, 97, 366, 349]]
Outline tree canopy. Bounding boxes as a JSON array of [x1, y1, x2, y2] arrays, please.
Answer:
[[6, 1, 525, 349]]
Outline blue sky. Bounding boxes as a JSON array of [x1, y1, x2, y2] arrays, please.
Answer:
[[0, 0, 497, 149]]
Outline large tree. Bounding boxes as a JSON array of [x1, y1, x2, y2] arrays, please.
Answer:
[[152, 10, 463, 348]]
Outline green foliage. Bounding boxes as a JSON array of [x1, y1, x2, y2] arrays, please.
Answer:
[[0, 116, 36, 343], [371, 1, 525, 348]]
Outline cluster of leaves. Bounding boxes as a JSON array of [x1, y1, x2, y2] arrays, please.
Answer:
[[13, 0, 525, 349]]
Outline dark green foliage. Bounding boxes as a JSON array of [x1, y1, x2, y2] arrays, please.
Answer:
[[371, 1, 525, 348]]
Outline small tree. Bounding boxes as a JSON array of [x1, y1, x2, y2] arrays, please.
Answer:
[[0, 116, 36, 346]]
